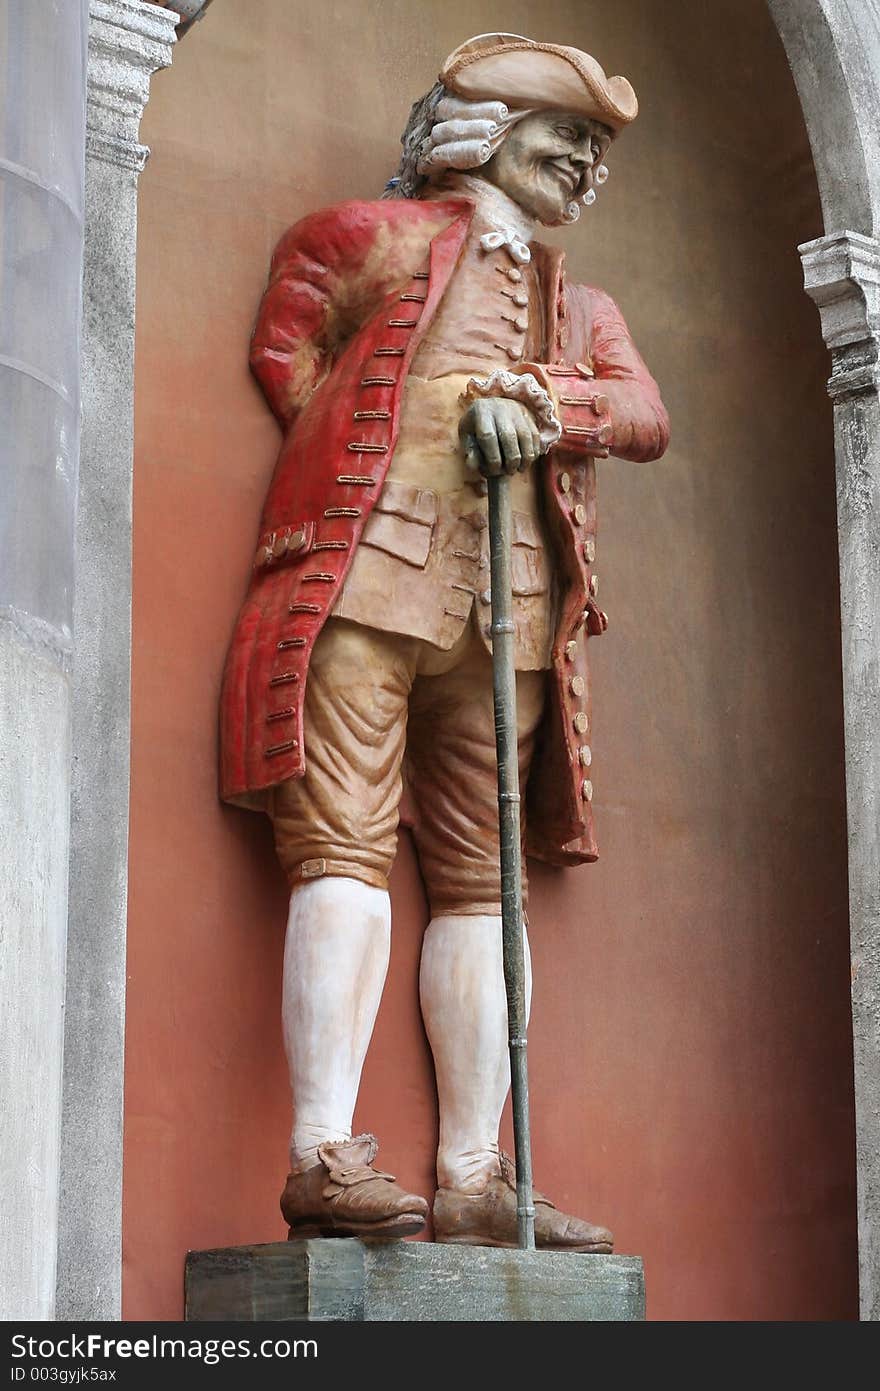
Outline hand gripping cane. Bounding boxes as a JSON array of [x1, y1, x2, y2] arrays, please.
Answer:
[[487, 469, 536, 1251]]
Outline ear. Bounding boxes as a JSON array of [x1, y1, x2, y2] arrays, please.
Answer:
[[595, 124, 615, 157]]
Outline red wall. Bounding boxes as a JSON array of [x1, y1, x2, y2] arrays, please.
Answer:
[[125, 0, 858, 1319]]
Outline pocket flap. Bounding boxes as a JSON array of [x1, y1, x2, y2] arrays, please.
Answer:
[[361, 511, 433, 568], [510, 511, 547, 595], [373, 479, 439, 526], [511, 511, 543, 549]]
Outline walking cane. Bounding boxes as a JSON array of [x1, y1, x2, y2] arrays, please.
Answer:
[[487, 468, 536, 1251]]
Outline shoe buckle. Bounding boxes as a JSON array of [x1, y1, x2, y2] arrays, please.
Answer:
[[331, 1162, 397, 1186]]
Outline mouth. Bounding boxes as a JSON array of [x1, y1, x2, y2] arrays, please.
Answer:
[[543, 161, 579, 199]]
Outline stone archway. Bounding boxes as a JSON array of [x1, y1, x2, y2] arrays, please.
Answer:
[[767, 0, 880, 1322], [35, 0, 877, 1322]]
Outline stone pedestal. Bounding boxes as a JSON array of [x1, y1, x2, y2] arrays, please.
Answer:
[[185, 1240, 645, 1322]]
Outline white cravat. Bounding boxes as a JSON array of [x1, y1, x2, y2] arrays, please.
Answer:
[[478, 227, 532, 263], [428, 171, 536, 264]]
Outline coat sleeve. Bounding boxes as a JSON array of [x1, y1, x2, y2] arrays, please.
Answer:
[[249, 202, 380, 429], [538, 284, 670, 463]]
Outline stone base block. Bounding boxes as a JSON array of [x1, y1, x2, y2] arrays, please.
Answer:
[[185, 1239, 645, 1321]]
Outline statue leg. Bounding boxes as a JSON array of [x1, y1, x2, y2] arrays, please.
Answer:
[[283, 876, 390, 1173], [271, 618, 428, 1237], [408, 644, 544, 1187], [419, 912, 531, 1190], [408, 641, 612, 1249]]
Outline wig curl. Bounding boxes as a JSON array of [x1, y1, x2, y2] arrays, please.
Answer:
[[382, 85, 584, 223]]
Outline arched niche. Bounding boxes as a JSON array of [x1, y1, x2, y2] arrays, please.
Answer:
[[768, 0, 880, 1323]]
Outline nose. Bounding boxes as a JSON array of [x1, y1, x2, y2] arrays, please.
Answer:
[[568, 138, 594, 171]]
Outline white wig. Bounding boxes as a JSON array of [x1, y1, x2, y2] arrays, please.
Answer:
[[383, 83, 584, 222], [416, 93, 533, 175]]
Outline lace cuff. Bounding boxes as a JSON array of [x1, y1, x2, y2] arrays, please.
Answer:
[[462, 370, 563, 453]]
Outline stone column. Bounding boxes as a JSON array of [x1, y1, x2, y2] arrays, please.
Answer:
[[800, 229, 880, 1321], [55, 0, 177, 1321], [0, 0, 88, 1323]]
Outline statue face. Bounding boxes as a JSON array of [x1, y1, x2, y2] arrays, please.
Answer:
[[480, 110, 612, 224]]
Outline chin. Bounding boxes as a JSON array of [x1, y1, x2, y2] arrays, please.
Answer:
[[536, 187, 573, 225], [534, 199, 568, 226]]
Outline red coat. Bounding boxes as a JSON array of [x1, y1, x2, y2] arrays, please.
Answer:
[[220, 196, 669, 865]]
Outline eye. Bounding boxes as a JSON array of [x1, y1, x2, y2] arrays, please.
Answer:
[[555, 124, 578, 142]]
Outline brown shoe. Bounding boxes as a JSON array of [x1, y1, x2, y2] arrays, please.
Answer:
[[281, 1134, 428, 1240], [433, 1153, 613, 1253]]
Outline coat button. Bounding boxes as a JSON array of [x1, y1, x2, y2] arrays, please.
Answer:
[[589, 573, 599, 597], [574, 503, 587, 526], [581, 778, 593, 801], [511, 292, 529, 307], [512, 314, 528, 333], [576, 361, 595, 378], [507, 268, 523, 283], [570, 675, 585, 697], [289, 528, 307, 551], [559, 472, 571, 494], [573, 711, 589, 735], [504, 345, 522, 360], [583, 537, 596, 562], [579, 744, 592, 767], [597, 422, 613, 445], [480, 588, 492, 606], [591, 394, 610, 415], [301, 858, 327, 879], [565, 640, 577, 660]]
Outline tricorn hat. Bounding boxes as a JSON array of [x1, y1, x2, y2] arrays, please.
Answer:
[[440, 32, 638, 132]]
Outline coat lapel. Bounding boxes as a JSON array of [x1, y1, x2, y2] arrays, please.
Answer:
[[531, 242, 567, 362]]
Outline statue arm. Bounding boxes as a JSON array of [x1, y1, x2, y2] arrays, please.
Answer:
[[537, 285, 670, 463], [249, 205, 374, 429]]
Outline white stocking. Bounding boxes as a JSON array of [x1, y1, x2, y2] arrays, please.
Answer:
[[282, 877, 391, 1173], [419, 913, 532, 1191]]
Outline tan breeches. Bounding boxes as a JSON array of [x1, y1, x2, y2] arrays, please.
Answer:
[[270, 617, 547, 916]]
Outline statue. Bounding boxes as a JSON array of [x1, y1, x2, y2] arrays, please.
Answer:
[[219, 32, 669, 1251]]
